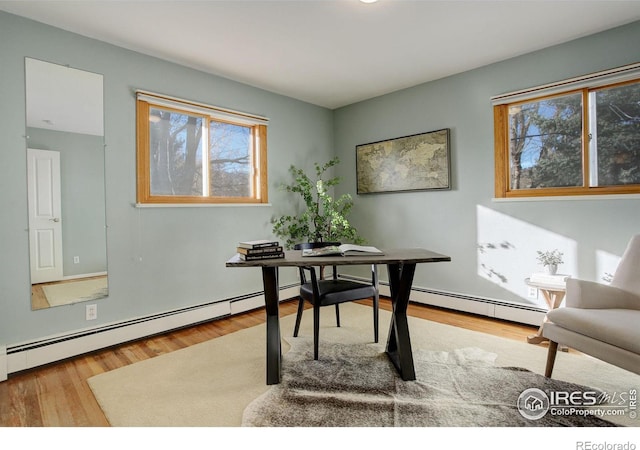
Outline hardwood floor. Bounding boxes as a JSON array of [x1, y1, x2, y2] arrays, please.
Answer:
[[0, 298, 537, 427]]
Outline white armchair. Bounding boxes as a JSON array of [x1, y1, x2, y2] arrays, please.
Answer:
[[543, 234, 640, 377]]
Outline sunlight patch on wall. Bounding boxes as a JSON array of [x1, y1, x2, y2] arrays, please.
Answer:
[[595, 249, 621, 284], [476, 205, 577, 307]]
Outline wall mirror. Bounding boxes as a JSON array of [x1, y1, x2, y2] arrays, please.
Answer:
[[25, 57, 108, 310]]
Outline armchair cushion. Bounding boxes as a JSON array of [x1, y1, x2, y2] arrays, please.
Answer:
[[565, 279, 640, 310], [546, 308, 640, 355]]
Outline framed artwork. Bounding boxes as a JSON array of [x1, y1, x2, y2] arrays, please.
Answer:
[[356, 128, 451, 194]]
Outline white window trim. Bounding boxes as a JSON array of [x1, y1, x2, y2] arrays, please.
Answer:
[[136, 90, 269, 126], [491, 62, 640, 106]]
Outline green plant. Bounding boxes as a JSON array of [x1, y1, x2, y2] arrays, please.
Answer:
[[536, 249, 564, 266], [272, 157, 364, 249]]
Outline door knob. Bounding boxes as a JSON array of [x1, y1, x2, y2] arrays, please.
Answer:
[[50, 218, 60, 222]]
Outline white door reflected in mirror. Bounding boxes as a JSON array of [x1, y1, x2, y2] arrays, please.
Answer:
[[27, 148, 63, 284]]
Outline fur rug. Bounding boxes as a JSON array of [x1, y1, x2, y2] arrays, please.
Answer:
[[242, 338, 615, 427]]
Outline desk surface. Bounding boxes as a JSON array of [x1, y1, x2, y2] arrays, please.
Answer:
[[226, 248, 451, 268]]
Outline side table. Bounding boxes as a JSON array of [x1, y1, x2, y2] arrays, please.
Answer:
[[525, 278, 567, 346]]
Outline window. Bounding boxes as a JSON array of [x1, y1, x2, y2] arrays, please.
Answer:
[[493, 64, 640, 198], [136, 92, 268, 204]]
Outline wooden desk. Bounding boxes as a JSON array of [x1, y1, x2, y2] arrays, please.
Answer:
[[226, 248, 451, 385]]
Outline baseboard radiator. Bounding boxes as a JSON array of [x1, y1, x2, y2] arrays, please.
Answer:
[[341, 274, 546, 327], [3, 280, 545, 380], [4, 285, 299, 378]]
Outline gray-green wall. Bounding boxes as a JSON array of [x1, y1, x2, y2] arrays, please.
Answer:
[[334, 21, 640, 307], [1, 10, 639, 347], [0, 11, 331, 343]]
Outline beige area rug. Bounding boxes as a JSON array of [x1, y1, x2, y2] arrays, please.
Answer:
[[42, 277, 108, 307], [87, 303, 639, 427]]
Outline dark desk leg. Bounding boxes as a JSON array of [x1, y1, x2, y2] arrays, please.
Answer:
[[262, 266, 281, 385], [386, 262, 416, 381]]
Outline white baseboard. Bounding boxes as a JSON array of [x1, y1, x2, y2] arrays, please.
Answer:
[[230, 286, 298, 315], [4, 286, 301, 378], [407, 289, 545, 327], [356, 278, 546, 327], [7, 301, 231, 375], [2, 282, 545, 380], [0, 345, 7, 382]]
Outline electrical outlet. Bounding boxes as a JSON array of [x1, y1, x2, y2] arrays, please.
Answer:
[[73, 256, 80, 264], [86, 304, 97, 321], [527, 286, 538, 299]]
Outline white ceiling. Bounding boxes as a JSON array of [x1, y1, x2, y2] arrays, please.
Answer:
[[25, 57, 104, 136], [2, 0, 640, 109]]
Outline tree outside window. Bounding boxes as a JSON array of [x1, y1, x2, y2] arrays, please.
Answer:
[[136, 94, 267, 204], [495, 77, 640, 198], [593, 83, 640, 187], [508, 92, 583, 190]]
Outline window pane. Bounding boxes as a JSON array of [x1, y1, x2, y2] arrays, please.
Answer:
[[209, 121, 251, 197], [149, 108, 204, 196], [594, 83, 640, 186], [508, 93, 583, 190]]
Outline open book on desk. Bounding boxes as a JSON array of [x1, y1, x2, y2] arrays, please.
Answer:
[[301, 244, 383, 257]]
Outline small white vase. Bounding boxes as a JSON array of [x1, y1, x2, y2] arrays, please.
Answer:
[[545, 264, 558, 275]]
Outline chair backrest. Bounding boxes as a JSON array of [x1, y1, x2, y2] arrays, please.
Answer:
[[611, 234, 640, 296]]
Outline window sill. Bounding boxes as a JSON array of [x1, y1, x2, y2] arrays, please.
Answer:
[[492, 194, 640, 202], [134, 202, 272, 208]]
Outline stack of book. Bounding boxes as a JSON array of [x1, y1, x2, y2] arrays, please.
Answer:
[[237, 239, 284, 261]]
